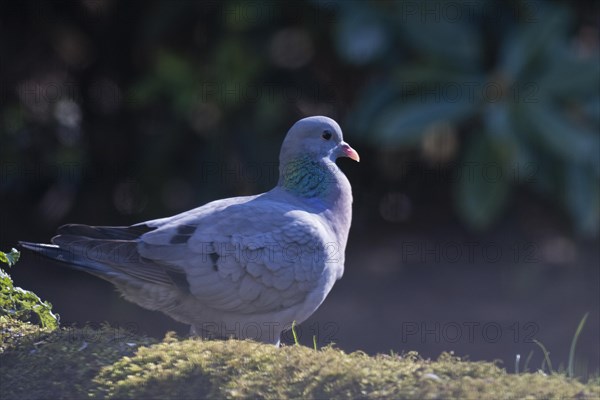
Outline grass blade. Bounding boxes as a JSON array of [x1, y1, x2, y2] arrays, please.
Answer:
[[524, 350, 534, 373], [533, 339, 554, 374], [568, 312, 589, 378], [291, 321, 299, 346]]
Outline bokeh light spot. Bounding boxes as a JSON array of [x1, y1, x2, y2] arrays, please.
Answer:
[[421, 121, 458, 164]]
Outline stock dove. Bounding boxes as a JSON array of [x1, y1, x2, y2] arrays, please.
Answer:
[[20, 116, 359, 345]]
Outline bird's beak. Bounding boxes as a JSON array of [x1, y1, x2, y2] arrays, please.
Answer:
[[339, 142, 360, 162]]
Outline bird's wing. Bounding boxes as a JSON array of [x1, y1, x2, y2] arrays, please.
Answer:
[[136, 195, 335, 314]]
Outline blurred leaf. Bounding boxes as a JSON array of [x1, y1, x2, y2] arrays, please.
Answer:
[[565, 163, 600, 237], [155, 51, 196, 87], [523, 103, 600, 175], [521, 146, 560, 198], [394, 66, 476, 86], [347, 82, 401, 138], [155, 51, 199, 114], [499, 3, 570, 80], [583, 96, 600, 125], [539, 44, 600, 98], [483, 102, 518, 161], [129, 50, 198, 115], [455, 133, 511, 231], [334, 8, 389, 65], [212, 38, 262, 106], [373, 99, 477, 147], [399, 3, 482, 70]]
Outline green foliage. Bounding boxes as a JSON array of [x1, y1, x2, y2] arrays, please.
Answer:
[[0, 248, 20, 267], [1, 317, 598, 400], [343, 0, 600, 235], [454, 132, 511, 230], [0, 249, 59, 329], [2, 0, 598, 236]]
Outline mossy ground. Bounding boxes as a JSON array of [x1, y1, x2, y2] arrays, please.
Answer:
[[1, 318, 598, 399]]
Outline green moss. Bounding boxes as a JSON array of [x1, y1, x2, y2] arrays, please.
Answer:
[[1, 318, 598, 400], [0, 318, 156, 399]]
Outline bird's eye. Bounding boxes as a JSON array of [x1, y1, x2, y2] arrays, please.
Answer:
[[321, 130, 332, 141]]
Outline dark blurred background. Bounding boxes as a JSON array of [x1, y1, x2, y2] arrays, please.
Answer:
[[1, 0, 598, 376]]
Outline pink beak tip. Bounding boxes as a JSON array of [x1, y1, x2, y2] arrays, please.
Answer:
[[343, 144, 360, 162]]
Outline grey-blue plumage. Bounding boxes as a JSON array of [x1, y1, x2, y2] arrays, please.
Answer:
[[20, 116, 359, 345]]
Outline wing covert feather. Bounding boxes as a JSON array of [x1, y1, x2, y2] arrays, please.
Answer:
[[138, 196, 332, 314]]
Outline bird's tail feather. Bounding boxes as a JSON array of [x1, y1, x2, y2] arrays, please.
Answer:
[[19, 240, 118, 278], [19, 223, 156, 278], [20, 223, 176, 289]]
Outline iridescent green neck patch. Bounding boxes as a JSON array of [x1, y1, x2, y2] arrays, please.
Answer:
[[281, 156, 334, 198]]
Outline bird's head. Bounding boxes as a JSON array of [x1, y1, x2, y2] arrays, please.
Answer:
[[279, 116, 360, 165]]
